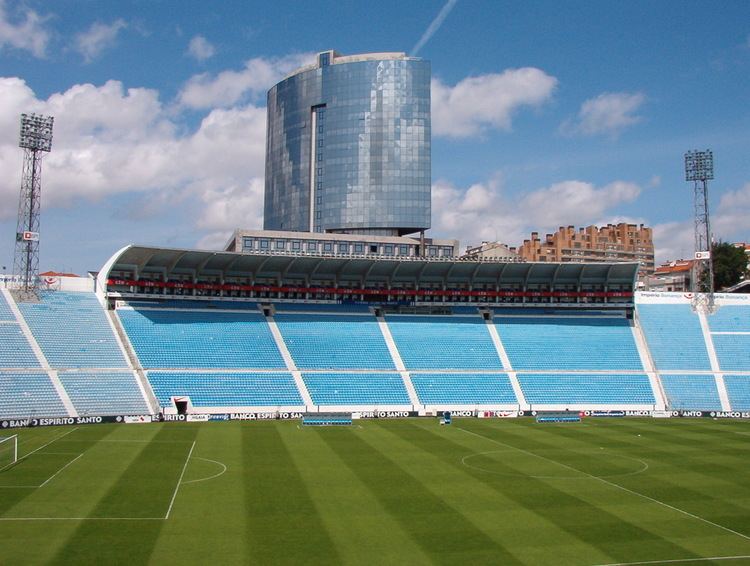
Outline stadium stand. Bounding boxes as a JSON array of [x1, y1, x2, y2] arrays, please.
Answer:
[[272, 302, 371, 313], [147, 371, 303, 407], [18, 292, 127, 368], [495, 315, 642, 370], [659, 374, 723, 411], [723, 375, 750, 411], [0, 372, 68, 418], [302, 372, 410, 405], [637, 304, 711, 370], [517, 373, 655, 405], [0, 291, 15, 322], [410, 372, 517, 405], [386, 315, 501, 370], [706, 305, 750, 332], [58, 371, 149, 416], [0, 325, 40, 368], [711, 335, 750, 372], [117, 308, 285, 369], [275, 313, 394, 370]]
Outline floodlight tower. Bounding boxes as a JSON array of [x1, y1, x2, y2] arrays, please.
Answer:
[[12, 113, 54, 301], [684, 149, 714, 313]]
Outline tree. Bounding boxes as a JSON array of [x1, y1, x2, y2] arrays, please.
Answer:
[[712, 241, 747, 290]]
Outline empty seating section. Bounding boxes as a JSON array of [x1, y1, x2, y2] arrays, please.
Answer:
[[723, 375, 750, 411], [637, 304, 711, 370], [495, 316, 641, 370], [303, 373, 410, 405], [0, 372, 68, 418], [148, 372, 302, 407], [659, 374, 722, 410], [0, 292, 15, 321], [59, 371, 149, 416], [118, 309, 285, 369], [518, 374, 655, 405], [387, 315, 501, 370], [18, 292, 127, 368], [707, 306, 750, 332], [411, 373, 517, 405], [272, 303, 371, 313], [0, 325, 40, 368], [276, 313, 394, 370], [712, 335, 750, 372]]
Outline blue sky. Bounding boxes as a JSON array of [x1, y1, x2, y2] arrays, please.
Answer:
[[0, 0, 748, 274]]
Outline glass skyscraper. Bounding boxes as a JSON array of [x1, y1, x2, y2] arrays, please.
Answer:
[[264, 51, 431, 236]]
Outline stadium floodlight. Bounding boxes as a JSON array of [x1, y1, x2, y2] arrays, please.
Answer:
[[0, 434, 18, 469], [13, 113, 54, 301], [684, 149, 715, 313]]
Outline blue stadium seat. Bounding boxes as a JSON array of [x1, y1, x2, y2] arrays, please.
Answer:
[[0, 372, 68, 418], [0, 292, 15, 322], [723, 375, 750, 411], [18, 292, 127, 368], [118, 309, 285, 369], [707, 306, 750, 332], [273, 303, 372, 313], [712, 335, 750, 372], [386, 315, 501, 370], [302, 372, 410, 405], [496, 316, 642, 370], [637, 304, 711, 370], [276, 313, 394, 370], [0, 325, 40, 368], [59, 371, 149, 416], [147, 371, 303, 407], [411, 373, 517, 405], [518, 373, 655, 405], [659, 374, 722, 410]]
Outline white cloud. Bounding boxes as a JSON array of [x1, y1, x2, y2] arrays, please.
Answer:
[[187, 35, 215, 61], [431, 68, 557, 138], [561, 92, 645, 137], [177, 53, 316, 109], [0, 0, 50, 58], [431, 176, 643, 251], [75, 19, 127, 63]]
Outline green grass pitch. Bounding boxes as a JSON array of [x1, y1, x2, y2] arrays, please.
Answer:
[[1, 418, 750, 565]]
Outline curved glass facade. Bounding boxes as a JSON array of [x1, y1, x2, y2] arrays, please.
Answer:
[[264, 51, 431, 236]]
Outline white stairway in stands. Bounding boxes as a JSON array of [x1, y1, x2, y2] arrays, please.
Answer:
[[485, 318, 527, 410], [698, 311, 731, 411], [377, 315, 420, 408], [265, 314, 314, 408], [631, 312, 667, 411]]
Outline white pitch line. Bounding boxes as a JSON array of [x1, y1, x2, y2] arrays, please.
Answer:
[[164, 440, 196, 520], [0, 516, 165, 521], [457, 426, 750, 543], [590, 554, 750, 566], [0, 427, 79, 472], [38, 453, 84, 488], [181, 457, 227, 485]]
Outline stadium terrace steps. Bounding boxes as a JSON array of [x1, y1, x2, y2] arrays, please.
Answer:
[[17, 292, 128, 369], [411, 373, 517, 405], [518, 373, 656, 406], [0, 324, 41, 368], [59, 371, 150, 416], [302, 372, 411, 406], [659, 374, 723, 411], [386, 315, 502, 370], [0, 291, 15, 322], [710, 334, 750, 372], [706, 305, 750, 332], [637, 304, 711, 370], [495, 316, 643, 371], [117, 308, 286, 369], [0, 372, 69, 419], [147, 371, 304, 408]]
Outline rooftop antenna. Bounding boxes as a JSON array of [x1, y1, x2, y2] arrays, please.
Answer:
[[12, 113, 54, 302], [684, 149, 715, 314]]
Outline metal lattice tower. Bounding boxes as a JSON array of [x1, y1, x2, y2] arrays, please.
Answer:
[[684, 149, 714, 313], [12, 113, 54, 302]]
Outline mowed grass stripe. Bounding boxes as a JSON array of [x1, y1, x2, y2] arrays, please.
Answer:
[[460, 420, 750, 560], [242, 422, 340, 564], [320, 420, 520, 564], [150, 422, 247, 564], [48, 424, 199, 566], [510, 419, 750, 537], [408, 419, 704, 565], [279, 424, 432, 565]]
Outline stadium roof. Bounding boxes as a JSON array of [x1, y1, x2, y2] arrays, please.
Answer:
[[99, 245, 639, 290]]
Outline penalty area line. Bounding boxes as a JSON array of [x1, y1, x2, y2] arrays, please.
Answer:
[[456, 426, 750, 543], [590, 554, 750, 566], [0, 427, 80, 473], [164, 440, 196, 520]]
